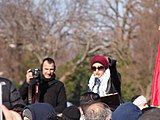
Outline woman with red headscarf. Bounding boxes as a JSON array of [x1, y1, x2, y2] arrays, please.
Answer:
[[88, 55, 122, 109]]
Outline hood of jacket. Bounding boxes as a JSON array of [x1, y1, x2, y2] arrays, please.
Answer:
[[24, 103, 55, 120]]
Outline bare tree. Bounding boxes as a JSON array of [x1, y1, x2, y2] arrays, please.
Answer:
[[130, 0, 160, 99], [0, 0, 159, 101]]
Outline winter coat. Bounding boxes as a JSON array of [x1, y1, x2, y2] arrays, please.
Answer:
[[19, 76, 67, 113], [112, 102, 142, 120], [109, 58, 121, 96], [0, 77, 25, 109]]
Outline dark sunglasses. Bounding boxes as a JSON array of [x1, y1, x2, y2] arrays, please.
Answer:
[[91, 66, 105, 71]]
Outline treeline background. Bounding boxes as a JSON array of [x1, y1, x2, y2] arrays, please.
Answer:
[[0, 0, 160, 105]]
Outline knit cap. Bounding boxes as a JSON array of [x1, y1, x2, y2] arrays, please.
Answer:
[[90, 55, 109, 69]]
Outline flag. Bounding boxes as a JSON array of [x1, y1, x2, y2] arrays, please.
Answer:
[[151, 41, 160, 106]]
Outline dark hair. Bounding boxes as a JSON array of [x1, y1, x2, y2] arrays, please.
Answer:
[[12, 104, 25, 113], [47, 112, 58, 120], [62, 106, 81, 120], [41, 57, 56, 71], [80, 92, 101, 112], [80, 92, 101, 105]]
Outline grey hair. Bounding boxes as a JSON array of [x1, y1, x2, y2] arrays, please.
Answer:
[[84, 102, 112, 120]]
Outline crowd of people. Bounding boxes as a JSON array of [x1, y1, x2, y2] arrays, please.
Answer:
[[0, 55, 160, 120]]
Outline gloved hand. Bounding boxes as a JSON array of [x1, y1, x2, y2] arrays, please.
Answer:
[[108, 57, 117, 67]]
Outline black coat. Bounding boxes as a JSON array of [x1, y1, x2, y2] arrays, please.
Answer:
[[108, 58, 121, 96], [19, 78, 67, 113], [0, 77, 25, 110]]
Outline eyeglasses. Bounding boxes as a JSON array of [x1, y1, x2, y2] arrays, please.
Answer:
[[91, 66, 105, 71]]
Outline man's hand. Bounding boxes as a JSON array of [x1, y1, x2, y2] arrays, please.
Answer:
[[2, 105, 22, 120], [26, 69, 33, 84]]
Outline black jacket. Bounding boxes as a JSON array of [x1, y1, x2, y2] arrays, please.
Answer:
[[19, 77, 67, 113], [108, 58, 121, 96], [0, 77, 25, 110]]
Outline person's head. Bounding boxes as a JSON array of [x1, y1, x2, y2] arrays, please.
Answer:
[[41, 57, 56, 79], [138, 107, 160, 120], [80, 92, 101, 112], [61, 106, 81, 120], [22, 103, 56, 120], [90, 55, 109, 78], [12, 104, 25, 115], [84, 102, 112, 120], [131, 95, 148, 110]]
